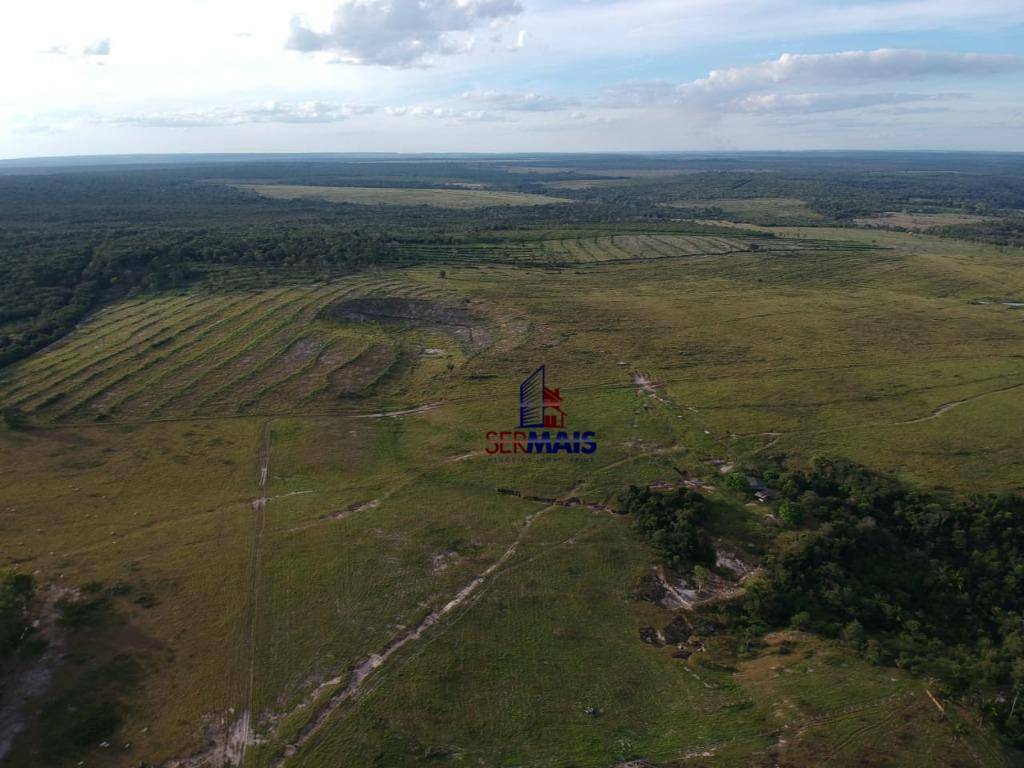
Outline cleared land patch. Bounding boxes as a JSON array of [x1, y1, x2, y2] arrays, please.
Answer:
[[855, 211, 998, 230], [667, 197, 825, 224], [234, 184, 570, 208], [322, 296, 492, 351]]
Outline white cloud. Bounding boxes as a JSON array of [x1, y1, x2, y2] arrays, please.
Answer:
[[108, 101, 377, 128], [462, 90, 579, 111], [38, 38, 111, 58], [82, 38, 111, 56], [286, 0, 524, 66], [3, 3, 1024, 156], [602, 49, 1024, 116], [599, 81, 680, 109], [384, 105, 508, 123], [694, 49, 1024, 93], [731, 92, 962, 115]]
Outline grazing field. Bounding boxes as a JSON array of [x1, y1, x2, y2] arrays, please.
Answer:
[[234, 184, 570, 208], [667, 197, 826, 224], [854, 211, 999, 230], [2, 212, 1022, 768]]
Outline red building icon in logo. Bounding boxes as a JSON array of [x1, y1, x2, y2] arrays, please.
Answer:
[[542, 385, 566, 428], [519, 365, 567, 429]]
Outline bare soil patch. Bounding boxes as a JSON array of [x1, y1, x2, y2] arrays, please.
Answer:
[[323, 297, 492, 350]]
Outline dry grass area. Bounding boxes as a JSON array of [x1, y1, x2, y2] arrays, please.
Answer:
[[855, 211, 998, 230]]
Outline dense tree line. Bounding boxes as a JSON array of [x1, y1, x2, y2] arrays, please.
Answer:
[[932, 218, 1024, 248], [742, 458, 1024, 742], [620, 486, 716, 573]]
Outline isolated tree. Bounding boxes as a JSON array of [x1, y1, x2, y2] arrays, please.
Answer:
[[693, 565, 713, 592]]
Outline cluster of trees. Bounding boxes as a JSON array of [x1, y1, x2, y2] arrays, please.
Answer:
[[742, 458, 1024, 742], [619, 486, 715, 573], [932, 218, 1024, 248]]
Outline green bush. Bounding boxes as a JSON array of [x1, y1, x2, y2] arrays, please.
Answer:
[[724, 472, 749, 493], [777, 500, 803, 525]]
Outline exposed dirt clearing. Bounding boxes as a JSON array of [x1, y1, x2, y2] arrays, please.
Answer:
[[323, 297, 493, 351], [649, 558, 757, 611]]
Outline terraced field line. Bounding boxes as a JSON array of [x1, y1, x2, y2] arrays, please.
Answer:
[[650, 234, 696, 257], [269, 499, 564, 767], [637, 234, 680, 258], [0, 295, 194, 389], [293, 340, 378, 408], [51, 294, 260, 420], [16, 295, 229, 413], [592, 237, 631, 261], [244, 340, 329, 411], [577, 238, 604, 263], [100, 290, 293, 416], [2, 296, 207, 407], [140, 288, 313, 416], [16, 294, 205, 376], [817, 695, 917, 766], [189, 289, 349, 413], [161, 284, 352, 415]]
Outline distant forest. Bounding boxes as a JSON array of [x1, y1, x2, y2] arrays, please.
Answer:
[[2, 152, 1022, 369]]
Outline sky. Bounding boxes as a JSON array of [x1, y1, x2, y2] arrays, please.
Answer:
[[2, 0, 1023, 158]]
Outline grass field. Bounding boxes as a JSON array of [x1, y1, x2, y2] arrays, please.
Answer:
[[1, 222, 1021, 766], [854, 211, 998, 230], [666, 197, 826, 224], [234, 184, 570, 208]]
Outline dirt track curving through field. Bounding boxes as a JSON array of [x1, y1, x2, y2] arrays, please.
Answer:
[[891, 381, 1023, 425], [739, 379, 1024, 446], [267, 498, 563, 767], [164, 422, 269, 768], [238, 421, 271, 765]]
